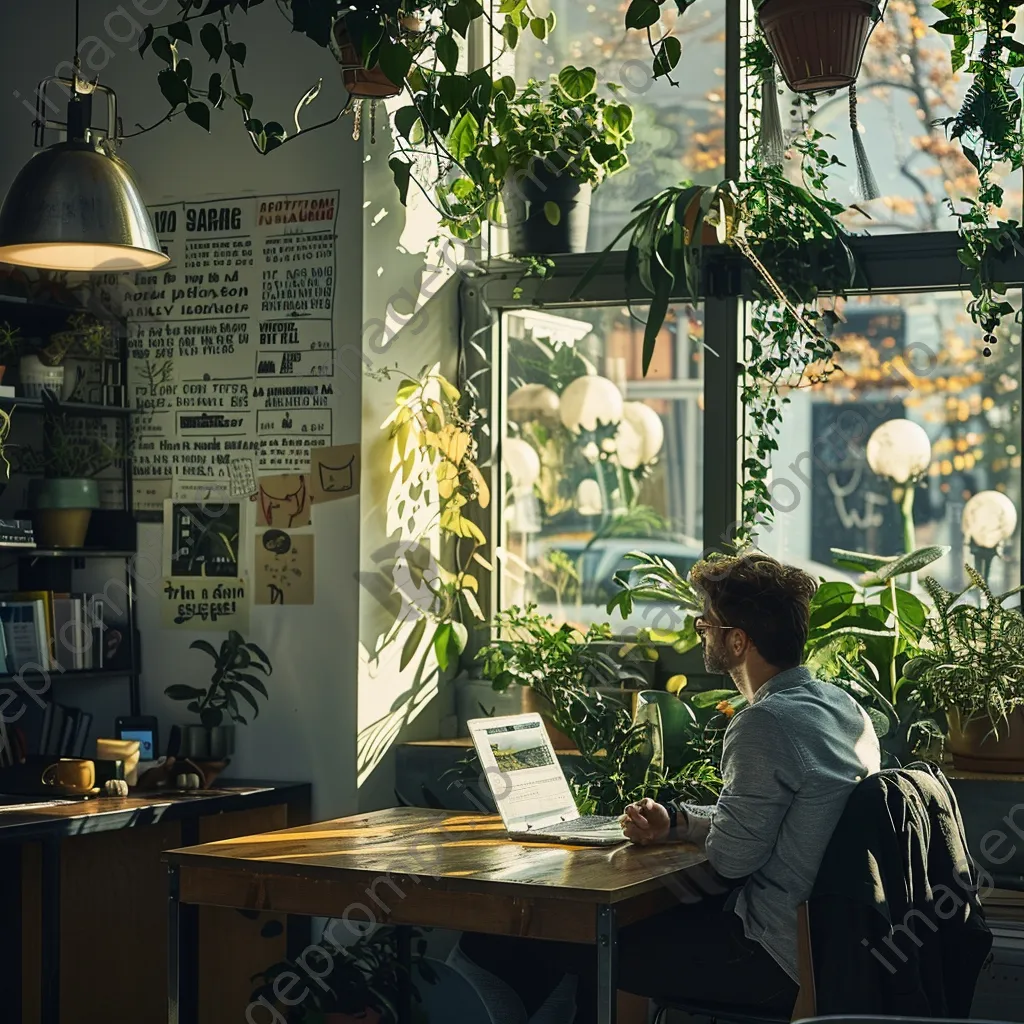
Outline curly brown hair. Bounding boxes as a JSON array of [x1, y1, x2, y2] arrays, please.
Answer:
[[690, 553, 819, 668]]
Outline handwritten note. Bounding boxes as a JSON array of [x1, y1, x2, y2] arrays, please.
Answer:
[[309, 443, 360, 505], [161, 578, 250, 630], [256, 473, 311, 528]]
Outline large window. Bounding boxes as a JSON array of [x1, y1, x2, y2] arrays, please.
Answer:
[[501, 303, 704, 628], [758, 293, 1023, 593]]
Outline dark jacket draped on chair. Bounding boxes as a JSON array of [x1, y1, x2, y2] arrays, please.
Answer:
[[809, 763, 992, 1017]]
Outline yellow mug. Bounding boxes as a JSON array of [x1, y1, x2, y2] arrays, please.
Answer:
[[41, 758, 95, 793]]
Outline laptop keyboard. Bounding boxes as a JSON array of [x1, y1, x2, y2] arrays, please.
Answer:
[[556, 815, 623, 833]]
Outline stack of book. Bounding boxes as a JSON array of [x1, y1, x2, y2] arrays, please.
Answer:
[[0, 592, 114, 675], [983, 888, 1024, 924], [39, 702, 92, 758]]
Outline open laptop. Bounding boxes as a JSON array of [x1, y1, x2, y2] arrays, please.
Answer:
[[468, 712, 627, 846]]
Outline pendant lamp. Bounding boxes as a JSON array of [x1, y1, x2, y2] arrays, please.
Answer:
[[0, 4, 167, 272]]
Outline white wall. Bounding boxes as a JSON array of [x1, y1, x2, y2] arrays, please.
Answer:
[[0, 0, 461, 820]]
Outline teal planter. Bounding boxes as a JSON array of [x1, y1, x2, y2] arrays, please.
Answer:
[[29, 478, 99, 547], [30, 478, 100, 510]]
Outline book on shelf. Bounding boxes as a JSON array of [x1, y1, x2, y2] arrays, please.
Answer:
[[0, 519, 34, 549], [0, 591, 118, 675]]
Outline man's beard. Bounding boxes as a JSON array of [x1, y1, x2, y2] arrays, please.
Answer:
[[703, 634, 731, 675]]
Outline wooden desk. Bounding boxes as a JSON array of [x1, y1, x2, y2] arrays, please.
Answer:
[[165, 806, 707, 1024], [0, 781, 311, 1024]]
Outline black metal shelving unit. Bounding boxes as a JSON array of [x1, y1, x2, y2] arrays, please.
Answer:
[[0, 292, 140, 716]]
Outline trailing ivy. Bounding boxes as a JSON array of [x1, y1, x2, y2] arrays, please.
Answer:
[[933, 0, 1024, 350]]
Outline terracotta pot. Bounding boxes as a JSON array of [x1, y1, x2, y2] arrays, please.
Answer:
[[682, 191, 721, 246], [333, 22, 403, 99], [947, 706, 1024, 774], [756, 0, 881, 93], [521, 687, 576, 750]]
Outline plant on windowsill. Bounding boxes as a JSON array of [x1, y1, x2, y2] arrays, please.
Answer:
[[250, 925, 432, 1024], [12, 391, 121, 548], [475, 605, 720, 812], [906, 565, 1024, 774], [438, 67, 634, 255], [135, 0, 552, 217], [164, 630, 273, 761]]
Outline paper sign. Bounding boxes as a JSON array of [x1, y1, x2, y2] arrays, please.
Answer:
[[161, 578, 249, 630], [163, 500, 244, 578], [171, 477, 233, 503], [134, 479, 173, 515], [229, 457, 258, 497], [256, 473, 311, 528], [310, 443, 360, 505], [255, 531, 315, 605]]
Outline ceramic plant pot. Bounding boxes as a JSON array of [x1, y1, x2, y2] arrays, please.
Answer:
[[503, 160, 592, 256], [29, 478, 99, 547], [333, 21, 404, 98], [947, 707, 1024, 774]]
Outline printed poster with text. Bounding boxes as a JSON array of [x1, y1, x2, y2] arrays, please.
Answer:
[[124, 190, 339, 513]]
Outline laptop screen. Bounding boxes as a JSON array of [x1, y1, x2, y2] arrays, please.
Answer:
[[468, 713, 579, 833]]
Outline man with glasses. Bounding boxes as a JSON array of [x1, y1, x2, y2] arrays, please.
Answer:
[[619, 552, 881, 1013], [458, 552, 879, 1019]]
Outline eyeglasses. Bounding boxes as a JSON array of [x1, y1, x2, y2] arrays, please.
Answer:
[[695, 617, 737, 638]]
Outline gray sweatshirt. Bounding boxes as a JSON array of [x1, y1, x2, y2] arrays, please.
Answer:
[[672, 665, 881, 980]]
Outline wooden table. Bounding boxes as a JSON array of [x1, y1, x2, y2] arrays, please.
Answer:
[[0, 781, 310, 1024], [165, 806, 707, 1024]]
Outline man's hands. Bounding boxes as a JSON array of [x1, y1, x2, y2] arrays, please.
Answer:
[[621, 798, 672, 846]]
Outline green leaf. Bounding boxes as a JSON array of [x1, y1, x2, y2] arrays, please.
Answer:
[[389, 157, 413, 205], [445, 0, 473, 37], [436, 31, 459, 73], [378, 38, 413, 86], [602, 101, 633, 136], [158, 67, 189, 107], [189, 639, 220, 660], [690, 688, 740, 708], [234, 92, 254, 113], [497, 75, 516, 100], [244, 641, 272, 668], [530, 16, 547, 38], [401, 616, 428, 671], [557, 65, 597, 100], [207, 72, 223, 106], [543, 201, 561, 225], [185, 101, 211, 131], [138, 25, 154, 58], [234, 673, 269, 699], [168, 21, 192, 44], [864, 546, 950, 584], [225, 40, 246, 65], [652, 35, 681, 77], [451, 621, 469, 654], [176, 58, 193, 85], [880, 587, 929, 630], [433, 622, 453, 671], [165, 684, 206, 701], [394, 105, 421, 141], [625, 0, 662, 29], [501, 20, 519, 48], [226, 681, 262, 719], [200, 22, 223, 62], [151, 34, 174, 65], [448, 110, 479, 162]]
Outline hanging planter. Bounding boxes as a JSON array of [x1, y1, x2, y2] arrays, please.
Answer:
[[755, 0, 884, 93], [332, 15, 424, 100]]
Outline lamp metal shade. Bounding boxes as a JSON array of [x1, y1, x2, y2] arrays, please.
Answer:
[[0, 141, 168, 271]]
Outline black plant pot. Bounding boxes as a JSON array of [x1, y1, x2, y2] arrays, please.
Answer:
[[503, 160, 592, 257]]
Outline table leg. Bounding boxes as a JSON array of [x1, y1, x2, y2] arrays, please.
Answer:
[[41, 839, 60, 1024], [596, 904, 618, 1024], [396, 924, 413, 1024], [168, 865, 180, 1024]]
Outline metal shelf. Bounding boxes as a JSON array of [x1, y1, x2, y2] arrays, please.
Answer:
[[8, 548, 136, 559], [0, 396, 130, 418]]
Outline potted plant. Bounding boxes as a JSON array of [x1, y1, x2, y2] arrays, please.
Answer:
[[19, 313, 111, 400], [250, 925, 430, 1023], [439, 68, 634, 254], [0, 321, 20, 387], [907, 566, 1024, 773], [753, 0, 884, 93], [14, 391, 119, 547], [165, 630, 273, 760]]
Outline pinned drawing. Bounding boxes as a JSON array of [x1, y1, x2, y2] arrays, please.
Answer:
[[255, 530, 314, 605], [256, 473, 310, 528], [310, 443, 360, 505], [164, 500, 242, 578]]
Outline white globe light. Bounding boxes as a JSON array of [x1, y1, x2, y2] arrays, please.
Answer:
[[503, 437, 541, 493], [617, 402, 665, 470], [962, 490, 1018, 549], [508, 383, 560, 423], [575, 478, 603, 515], [559, 376, 624, 433], [866, 419, 932, 484]]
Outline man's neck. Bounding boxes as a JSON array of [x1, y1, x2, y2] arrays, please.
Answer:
[[730, 663, 793, 704]]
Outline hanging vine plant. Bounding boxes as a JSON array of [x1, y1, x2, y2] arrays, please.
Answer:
[[933, 0, 1024, 355]]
